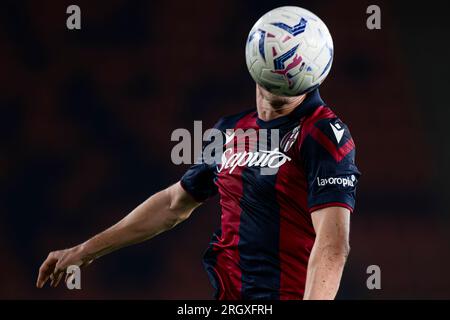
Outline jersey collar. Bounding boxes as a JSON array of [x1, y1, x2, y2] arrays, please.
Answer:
[[256, 89, 324, 129]]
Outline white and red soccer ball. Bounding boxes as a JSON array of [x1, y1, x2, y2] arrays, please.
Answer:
[[245, 6, 334, 96]]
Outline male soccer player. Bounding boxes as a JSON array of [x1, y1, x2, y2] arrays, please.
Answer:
[[36, 84, 359, 299], [36, 9, 360, 300]]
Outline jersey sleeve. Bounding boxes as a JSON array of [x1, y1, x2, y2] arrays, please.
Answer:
[[300, 116, 361, 213], [180, 118, 226, 203], [180, 162, 217, 202]]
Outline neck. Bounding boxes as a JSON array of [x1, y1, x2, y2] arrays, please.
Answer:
[[256, 85, 307, 121]]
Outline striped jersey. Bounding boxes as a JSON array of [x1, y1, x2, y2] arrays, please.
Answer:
[[180, 89, 360, 300]]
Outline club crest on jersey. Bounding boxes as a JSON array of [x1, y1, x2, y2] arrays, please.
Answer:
[[280, 125, 301, 152]]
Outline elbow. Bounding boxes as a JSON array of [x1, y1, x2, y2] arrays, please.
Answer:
[[332, 238, 350, 257], [165, 184, 198, 227], [312, 240, 351, 266], [166, 198, 194, 227], [339, 242, 350, 261], [326, 241, 350, 262], [169, 208, 192, 226], [165, 199, 194, 229], [162, 209, 190, 231]]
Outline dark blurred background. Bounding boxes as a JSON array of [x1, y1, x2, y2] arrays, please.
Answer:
[[1, 0, 449, 299]]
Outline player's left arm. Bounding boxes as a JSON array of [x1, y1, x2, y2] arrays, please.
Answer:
[[300, 112, 361, 300], [303, 206, 350, 300]]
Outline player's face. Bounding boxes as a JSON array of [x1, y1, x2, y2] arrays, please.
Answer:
[[256, 84, 306, 109]]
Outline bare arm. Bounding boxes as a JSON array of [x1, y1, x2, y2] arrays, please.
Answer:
[[36, 182, 200, 288], [303, 206, 351, 300]]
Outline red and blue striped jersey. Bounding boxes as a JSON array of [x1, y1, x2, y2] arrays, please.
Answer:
[[180, 89, 360, 300]]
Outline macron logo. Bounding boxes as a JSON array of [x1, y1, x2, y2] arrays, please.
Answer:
[[224, 130, 236, 145], [330, 121, 345, 144]]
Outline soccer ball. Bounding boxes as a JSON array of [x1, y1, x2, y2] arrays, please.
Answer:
[[245, 6, 334, 97]]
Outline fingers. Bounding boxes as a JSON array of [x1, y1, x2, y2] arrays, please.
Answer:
[[51, 271, 64, 288], [49, 257, 68, 288], [81, 259, 93, 268], [36, 253, 59, 288], [37, 249, 85, 288], [49, 273, 55, 287]]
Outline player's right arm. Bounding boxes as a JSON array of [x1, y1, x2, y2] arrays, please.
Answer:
[[36, 181, 201, 288]]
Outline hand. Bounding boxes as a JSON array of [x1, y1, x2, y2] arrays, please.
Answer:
[[36, 245, 93, 288]]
